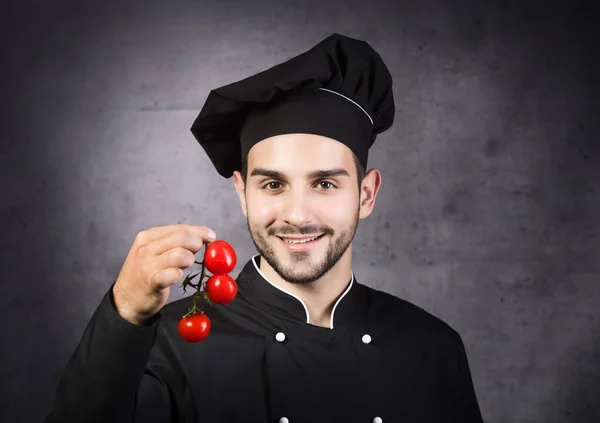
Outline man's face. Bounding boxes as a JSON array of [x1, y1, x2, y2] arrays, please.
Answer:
[[233, 134, 378, 284]]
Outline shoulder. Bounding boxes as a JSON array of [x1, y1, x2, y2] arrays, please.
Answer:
[[359, 283, 463, 346]]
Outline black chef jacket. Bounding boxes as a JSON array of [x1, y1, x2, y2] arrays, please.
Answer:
[[45, 255, 484, 423]]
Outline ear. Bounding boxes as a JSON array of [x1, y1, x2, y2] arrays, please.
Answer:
[[358, 169, 382, 220], [232, 170, 248, 217]]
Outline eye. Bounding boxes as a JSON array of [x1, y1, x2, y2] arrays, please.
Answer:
[[317, 181, 337, 190], [262, 181, 283, 191], [260, 181, 337, 191]]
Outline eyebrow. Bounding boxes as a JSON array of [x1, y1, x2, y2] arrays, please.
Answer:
[[249, 167, 351, 180]]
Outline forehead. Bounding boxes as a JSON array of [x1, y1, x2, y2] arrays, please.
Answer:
[[247, 133, 354, 170]]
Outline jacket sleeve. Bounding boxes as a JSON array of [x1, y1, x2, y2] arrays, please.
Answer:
[[452, 334, 485, 423], [43, 282, 173, 423]]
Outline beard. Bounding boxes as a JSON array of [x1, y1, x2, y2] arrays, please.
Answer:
[[246, 206, 360, 285]]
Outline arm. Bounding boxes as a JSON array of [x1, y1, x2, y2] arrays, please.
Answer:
[[44, 282, 172, 423]]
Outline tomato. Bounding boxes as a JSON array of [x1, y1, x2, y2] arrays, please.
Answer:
[[205, 274, 238, 304], [204, 240, 236, 275], [178, 312, 211, 343]]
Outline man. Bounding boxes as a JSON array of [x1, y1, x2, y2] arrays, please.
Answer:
[[45, 33, 484, 422]]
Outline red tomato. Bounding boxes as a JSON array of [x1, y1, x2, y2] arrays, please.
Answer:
[[204, 240, 236, 275], [205, 274, 238, 304], [178, 313, 211, 343]]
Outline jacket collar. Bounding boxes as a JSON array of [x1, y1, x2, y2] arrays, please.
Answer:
[[237, 254, 366, 329]]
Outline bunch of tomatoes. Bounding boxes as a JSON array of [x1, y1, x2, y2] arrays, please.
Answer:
[[177, 240, 237, 343]]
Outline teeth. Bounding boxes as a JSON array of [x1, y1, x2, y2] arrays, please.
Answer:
[[282, 236, 320, 244]]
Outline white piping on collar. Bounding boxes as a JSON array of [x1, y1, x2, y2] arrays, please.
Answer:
[[251, 254, 354, 329], [329, 271, 354, 329], [252, 255, 310, 324], [318, 88, 374, 125]]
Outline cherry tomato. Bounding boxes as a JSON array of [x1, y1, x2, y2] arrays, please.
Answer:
[[205, 274, 238, 304], [178, 312, 211, 343], [204, 240, 236, 275]]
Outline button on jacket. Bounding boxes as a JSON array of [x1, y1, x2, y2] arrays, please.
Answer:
[[45, 255, 484, 423]]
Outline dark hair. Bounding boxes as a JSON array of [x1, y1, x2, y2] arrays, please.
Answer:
[[240, 152, 366, 189]]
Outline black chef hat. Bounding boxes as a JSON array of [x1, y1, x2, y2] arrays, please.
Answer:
[[190, 33, 395, 179]]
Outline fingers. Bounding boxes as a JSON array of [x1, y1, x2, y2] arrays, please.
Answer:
[[160, 247, 197, 273], [136, 224, 216, 245], [151, 267, 184, 290], [113, 224, 218, 322], [136, 225, 217, 257]]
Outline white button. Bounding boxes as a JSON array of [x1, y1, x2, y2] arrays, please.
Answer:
[[373, 417, 383, 423], [275, 332, 286, 342], [362, 334, 372, 344], [279, 417, 289, 423]]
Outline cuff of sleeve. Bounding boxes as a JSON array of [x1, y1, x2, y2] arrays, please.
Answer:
[[106, 281, 163, 328]]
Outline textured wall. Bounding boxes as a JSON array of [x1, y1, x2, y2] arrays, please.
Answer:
[[1, 1, 598, 422]]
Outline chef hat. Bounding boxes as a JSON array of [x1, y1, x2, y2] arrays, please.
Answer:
[[190, 33, 395, 179]]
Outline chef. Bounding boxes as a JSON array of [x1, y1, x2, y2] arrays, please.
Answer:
[[45, 33, 484, 423]]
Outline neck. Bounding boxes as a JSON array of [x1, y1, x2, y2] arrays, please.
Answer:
[[259, 247, 353, 328]]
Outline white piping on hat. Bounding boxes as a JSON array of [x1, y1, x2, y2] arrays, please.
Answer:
[[318, 88, 374, 125], [251, 254, 355, 329]]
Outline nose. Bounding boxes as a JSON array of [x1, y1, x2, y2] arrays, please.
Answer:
[[280, 187, 315, 227]]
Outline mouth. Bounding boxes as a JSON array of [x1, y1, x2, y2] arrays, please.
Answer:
[[275, 234, 326, 251]]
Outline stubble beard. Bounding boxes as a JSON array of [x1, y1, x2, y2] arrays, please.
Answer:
[[247, 207, 360, 285]]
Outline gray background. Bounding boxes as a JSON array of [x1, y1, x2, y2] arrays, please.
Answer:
[[1, 0, 599, 422]]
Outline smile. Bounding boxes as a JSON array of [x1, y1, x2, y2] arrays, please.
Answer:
[[276, 234, 326, 251]]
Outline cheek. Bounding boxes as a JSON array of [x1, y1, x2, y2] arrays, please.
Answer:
[[247, 192, 358, 224], [321, 194, 358, 222], [246, 198, 278, 222], [327, 200, 350, 218]]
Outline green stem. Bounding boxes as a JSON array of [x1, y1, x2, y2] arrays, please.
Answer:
[[199, 259, 206, 284], [185, 244, 208, 316], [182, 243, 219, 316]]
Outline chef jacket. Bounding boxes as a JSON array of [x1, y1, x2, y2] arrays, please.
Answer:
[[44, 254, 484, 423]]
